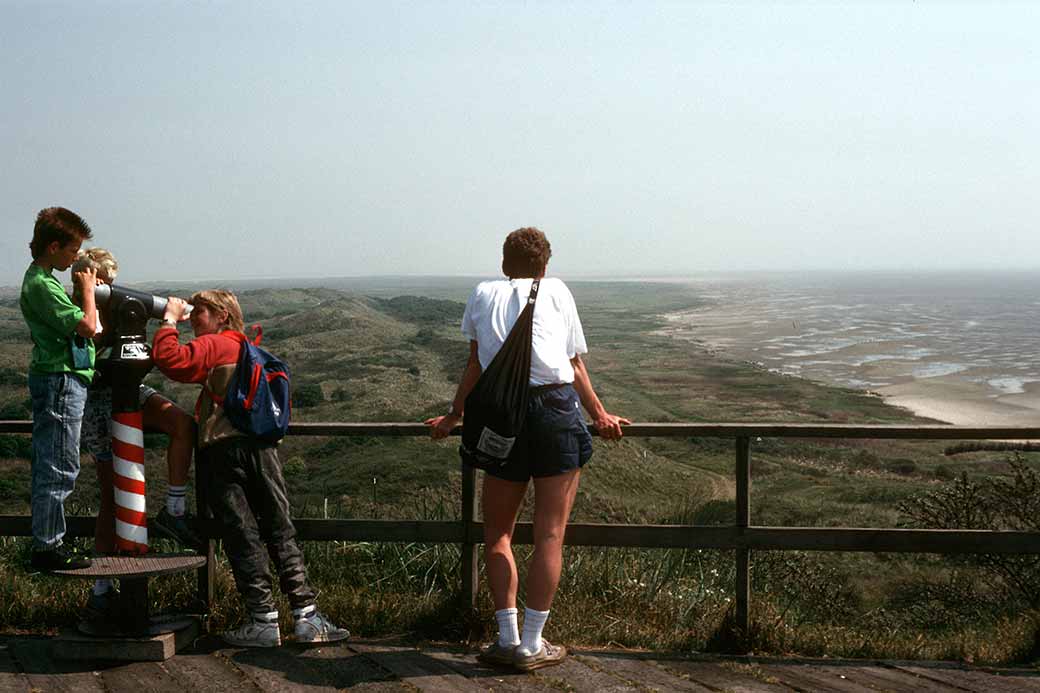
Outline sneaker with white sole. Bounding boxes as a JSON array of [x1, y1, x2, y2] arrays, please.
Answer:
[[222, 611, 281, 648], [514, 639, 567, 671], [293, 605, 349, 644]]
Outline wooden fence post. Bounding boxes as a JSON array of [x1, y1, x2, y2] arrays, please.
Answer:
[[735, 436, 751, 645], [460, 461, 479, 608], [195, 455, 215, 616]]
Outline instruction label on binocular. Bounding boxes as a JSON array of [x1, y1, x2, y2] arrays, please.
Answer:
[[119, 343, 150, 360]]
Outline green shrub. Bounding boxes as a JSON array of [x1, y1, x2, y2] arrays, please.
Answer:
[[0, 368, 26, 386], [0, 435, 31, 458], [886, 459, 917, 475], [693, 499, 736, 526], [0, 477, 25, 500], [0, 400, 30, 420], [899, 454, 1040, 609], [293, 383, 324, 408]]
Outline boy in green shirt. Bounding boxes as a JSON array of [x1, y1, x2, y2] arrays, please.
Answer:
[[20, 207, 99, 571]]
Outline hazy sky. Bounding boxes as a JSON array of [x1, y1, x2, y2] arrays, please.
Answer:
[[3, 1, 1037, 284]]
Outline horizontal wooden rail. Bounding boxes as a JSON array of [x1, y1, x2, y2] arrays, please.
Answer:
[[4, 420, 1040, 439], [2, 516, 1037, 555]]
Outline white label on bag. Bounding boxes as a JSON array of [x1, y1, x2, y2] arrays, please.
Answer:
[[477, 427, 515, 459]]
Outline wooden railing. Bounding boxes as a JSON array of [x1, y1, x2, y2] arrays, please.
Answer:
[[3, 419, 1040, 642]]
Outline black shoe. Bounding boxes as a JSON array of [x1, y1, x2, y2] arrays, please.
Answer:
[[84, 586, 121, 620], [79, 587, 123, 637], [153, 508, 203, 550], [30, 544, 92, 572]]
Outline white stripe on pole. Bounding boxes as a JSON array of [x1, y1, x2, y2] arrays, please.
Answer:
[[115, 519, 148, 545], [113, 456, 146, 482], [115, 487, 147, 513], [111, 419, 144, 447]]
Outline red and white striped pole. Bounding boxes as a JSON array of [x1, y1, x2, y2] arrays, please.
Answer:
[[112, 410, 148, 553]]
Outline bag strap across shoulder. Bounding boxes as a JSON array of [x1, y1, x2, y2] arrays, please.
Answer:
[[527, 279, 540, 305]]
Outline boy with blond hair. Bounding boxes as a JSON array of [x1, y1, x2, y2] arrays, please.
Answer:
[[153, 289, 348, 647]]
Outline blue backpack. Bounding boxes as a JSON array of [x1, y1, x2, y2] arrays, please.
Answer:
[[207, 327, 292, 443]]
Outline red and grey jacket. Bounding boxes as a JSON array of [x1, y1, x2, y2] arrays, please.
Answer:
[[152, 327, 247, 449]]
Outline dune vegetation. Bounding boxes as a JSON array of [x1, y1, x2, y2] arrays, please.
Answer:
[[0, 279, 1037, 663]]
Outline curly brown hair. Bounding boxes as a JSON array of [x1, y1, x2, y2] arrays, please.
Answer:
[[501, 227, 551, 279]]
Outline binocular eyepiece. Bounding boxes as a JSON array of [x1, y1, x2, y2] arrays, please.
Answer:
[[94, 284, 193, 321]]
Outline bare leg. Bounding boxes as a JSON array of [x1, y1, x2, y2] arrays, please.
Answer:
[[526, 470, 581, 611], [94, 457, 116, 553], [142, 394, 194, 487], [482, 474, 529, 611]]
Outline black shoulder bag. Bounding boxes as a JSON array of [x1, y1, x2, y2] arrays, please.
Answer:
[[460, 279, 540, 469]]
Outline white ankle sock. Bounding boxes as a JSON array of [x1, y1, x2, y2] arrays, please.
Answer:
[[518, 607, 549, 655], [167, 485, 187, 517], [253, 610, 279, 624], [495, 607, 520, 647], [292, 604, 317, 620], [93, 579, 113, 595]]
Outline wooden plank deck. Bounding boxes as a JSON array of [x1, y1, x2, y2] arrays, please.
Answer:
[[1, 634, 1039, 692]]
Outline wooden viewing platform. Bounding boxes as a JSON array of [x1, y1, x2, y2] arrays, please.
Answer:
[[2, 633, 1039, 692]]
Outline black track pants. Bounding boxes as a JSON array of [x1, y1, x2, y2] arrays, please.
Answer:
[[199, 437, 316, 614]]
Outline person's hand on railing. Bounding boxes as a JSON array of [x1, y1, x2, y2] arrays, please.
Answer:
[[591, 412, 630, 441], [425, 413, 461, 440]]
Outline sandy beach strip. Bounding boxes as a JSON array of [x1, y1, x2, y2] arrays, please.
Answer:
[[878, 377, 1040, 430], [658, 305, 1040, 433]]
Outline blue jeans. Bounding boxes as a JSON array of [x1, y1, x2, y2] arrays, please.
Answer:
[[29, 372, 88, 550]]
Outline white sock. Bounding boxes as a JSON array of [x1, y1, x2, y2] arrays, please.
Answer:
[[292, 604, 317, 621], [253, 610, 279, 624], [495, 608, 520, 648], [167, 485, 187, 517], [93, 579, 114, 596], [518, 607, 549, 655]]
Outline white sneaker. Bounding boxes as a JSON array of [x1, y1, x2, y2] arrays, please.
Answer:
[[222, 611, 281, 648], [293, 605, 349, 644]]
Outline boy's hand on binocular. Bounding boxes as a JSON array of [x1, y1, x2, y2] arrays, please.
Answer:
[[164, 297, 190, 322], [72, 266, 96, 290]]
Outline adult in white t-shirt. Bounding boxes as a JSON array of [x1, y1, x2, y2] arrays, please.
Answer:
[[426, 227, 628, 672]]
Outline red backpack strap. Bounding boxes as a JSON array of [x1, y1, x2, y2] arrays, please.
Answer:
[[201, 382, 225, 406]]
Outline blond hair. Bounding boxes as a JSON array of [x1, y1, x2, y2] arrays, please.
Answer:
[[190, 289, 245, 333], [72, 247, 119, 282]]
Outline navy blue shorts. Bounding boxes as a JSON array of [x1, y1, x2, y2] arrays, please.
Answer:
[[482, 383, 594, 483]]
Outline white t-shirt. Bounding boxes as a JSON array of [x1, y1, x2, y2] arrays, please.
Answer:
[[461, 277, 588, 386]]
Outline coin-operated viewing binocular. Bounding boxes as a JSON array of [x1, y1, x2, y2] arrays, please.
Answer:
[[92, 284, 193, 410], [89, 285, 195, 554]]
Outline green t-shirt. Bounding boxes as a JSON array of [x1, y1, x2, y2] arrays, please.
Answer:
[[20, 264, 95, 383]]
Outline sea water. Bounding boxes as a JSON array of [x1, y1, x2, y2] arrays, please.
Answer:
[[659, 271, 1040, 414]]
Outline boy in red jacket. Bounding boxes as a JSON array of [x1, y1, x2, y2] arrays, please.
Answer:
[[154, 289, 347, 647]]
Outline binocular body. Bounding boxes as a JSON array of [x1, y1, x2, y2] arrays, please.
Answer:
[[92, 284, 192, 411], [93, 284, 193, 321]]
